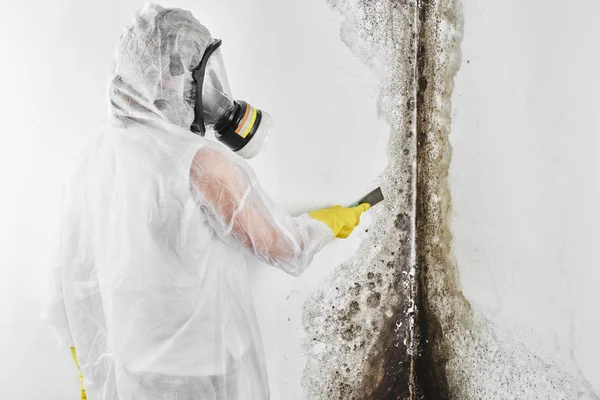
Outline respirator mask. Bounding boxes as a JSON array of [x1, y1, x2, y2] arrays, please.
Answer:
[[191, 39, 273, 159]]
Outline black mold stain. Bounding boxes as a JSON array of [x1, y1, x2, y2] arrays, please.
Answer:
[[412, 0, 452, 398], [418, 76, 428, 93], [303, 0, 462, 398], [362, 0, 462, 398], [411, 0, 466, 398]]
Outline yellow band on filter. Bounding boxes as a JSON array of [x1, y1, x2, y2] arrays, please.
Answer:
[[241, 108, 258, 138], [235, 104, 251, 135]]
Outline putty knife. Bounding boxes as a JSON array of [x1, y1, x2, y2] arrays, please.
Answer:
[[351, 187, 384, 208]]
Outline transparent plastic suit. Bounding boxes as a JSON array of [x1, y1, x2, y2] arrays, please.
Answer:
[[45, 5, 333, 399]]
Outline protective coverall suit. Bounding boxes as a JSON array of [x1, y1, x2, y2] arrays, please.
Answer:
[[45, 4, 368, 399]]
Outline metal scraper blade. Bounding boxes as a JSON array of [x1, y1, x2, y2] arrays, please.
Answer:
[[356, 187, 384, 208]]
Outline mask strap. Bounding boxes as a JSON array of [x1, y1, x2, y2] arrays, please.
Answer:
[[191, 39, 223, 135]]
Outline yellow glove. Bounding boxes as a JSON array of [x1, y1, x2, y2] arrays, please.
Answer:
[[70, 347, 88, 400], [308, 203, 370, 239]]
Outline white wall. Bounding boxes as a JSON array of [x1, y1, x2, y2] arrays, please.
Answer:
[[0, 1, 387, 398], [451, 0, 600, 395]]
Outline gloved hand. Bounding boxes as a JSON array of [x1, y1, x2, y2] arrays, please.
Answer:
[[308, 203, 370, 239]]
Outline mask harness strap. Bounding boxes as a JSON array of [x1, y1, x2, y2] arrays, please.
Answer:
[[191, 39, 223, 136]]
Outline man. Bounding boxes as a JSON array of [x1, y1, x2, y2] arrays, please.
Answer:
[[46, 4, 369, 399]]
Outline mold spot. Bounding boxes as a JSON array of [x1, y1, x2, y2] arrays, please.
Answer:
[[348, 300, 361, 318], [342, 326, 358, 341], [395, 213, 411, 231], [366, 292, 382, 308]]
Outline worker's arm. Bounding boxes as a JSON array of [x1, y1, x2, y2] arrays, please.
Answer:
[[190, 145, 337, 276]]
